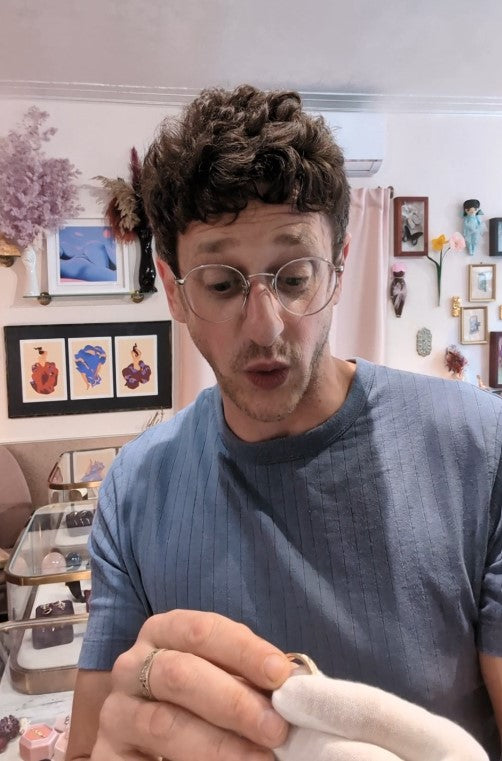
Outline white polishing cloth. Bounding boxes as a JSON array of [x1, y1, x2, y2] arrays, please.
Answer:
[[272, 673, 488, 761]]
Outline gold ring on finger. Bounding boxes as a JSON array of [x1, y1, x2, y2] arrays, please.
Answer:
[[139, 647, 167, 700]]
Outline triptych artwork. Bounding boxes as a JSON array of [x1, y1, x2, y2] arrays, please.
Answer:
[[4, 321, 172, 418]]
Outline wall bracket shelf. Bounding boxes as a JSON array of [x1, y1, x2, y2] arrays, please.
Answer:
[[23, 290, 147, 305]]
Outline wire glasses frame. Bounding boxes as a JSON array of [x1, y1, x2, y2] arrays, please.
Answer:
[[174, 256, 344, 323]]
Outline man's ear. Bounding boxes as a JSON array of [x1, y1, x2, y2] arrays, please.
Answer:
[[156, 258, 187, 324], [341, 232, 351, 263], [332, 233, 351, 305]]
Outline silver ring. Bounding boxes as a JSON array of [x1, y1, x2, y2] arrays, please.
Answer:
[[139, 647, 166, 700], [286, 652, 319, 674]]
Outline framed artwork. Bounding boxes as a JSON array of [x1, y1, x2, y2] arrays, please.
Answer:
[[459, 306, 488, 345], [393, 196, 428, 257], [72, 447, 119, 484], [489, 218, 502, 256], [46, 218, 132, 296], [4, 321, 172, 418], [489, 332, 502, 387], [468, 263, 496, 302]]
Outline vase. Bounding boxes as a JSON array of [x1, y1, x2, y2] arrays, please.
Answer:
[[390, 265, 407, 317], [137, 228, 157, 294], [20, 244, 40, 296]]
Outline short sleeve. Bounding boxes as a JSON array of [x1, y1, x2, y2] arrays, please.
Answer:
[[78, 454, 151, 670], [476, 420, 502, 656]]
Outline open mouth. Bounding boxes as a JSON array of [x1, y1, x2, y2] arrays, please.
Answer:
[[245, 366, 289, 389]]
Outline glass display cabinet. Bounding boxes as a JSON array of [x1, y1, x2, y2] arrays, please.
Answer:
[[47, 446, 119, 503], [0, 502, 94, 694]]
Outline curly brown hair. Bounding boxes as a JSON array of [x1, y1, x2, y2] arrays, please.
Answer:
[[142, 84, 350, 277]]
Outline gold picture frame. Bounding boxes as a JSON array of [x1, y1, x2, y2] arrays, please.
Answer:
[[468, 263, 496, 302], [460, 306, 488, 344]]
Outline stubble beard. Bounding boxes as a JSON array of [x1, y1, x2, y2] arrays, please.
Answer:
[[205, 321, 332, 423]]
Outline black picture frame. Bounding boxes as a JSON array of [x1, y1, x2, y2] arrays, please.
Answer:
[[489, 218, 502, 256], [4, 321, 172, 418]]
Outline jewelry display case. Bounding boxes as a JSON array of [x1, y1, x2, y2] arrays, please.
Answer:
[[47, 446, 119, 503], [0, 502, 94, 694]]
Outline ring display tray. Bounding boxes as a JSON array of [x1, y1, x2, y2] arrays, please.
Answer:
[[54, 505, 95, 548], [2, 502, 95, 694], [6, 583, 89, 694]]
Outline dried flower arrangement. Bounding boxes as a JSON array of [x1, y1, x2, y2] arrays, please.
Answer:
[[95, 148, 145, 242], [445, 344, 468, 380], [95, 147, 156, 292], [0, 107, 82, 250]]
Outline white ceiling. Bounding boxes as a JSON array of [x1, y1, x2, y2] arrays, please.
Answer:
[[2, 0, 502, 113]]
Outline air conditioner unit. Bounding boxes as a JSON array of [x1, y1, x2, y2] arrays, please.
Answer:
[[312, 112, 386, 177]]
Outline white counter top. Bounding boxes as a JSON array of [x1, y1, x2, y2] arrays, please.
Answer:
[[0, 666, 72, 760]]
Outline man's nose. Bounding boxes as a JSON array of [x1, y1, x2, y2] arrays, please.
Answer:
[[240, 280, 285, 347]]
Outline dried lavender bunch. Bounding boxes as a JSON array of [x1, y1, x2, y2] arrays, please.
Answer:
[[0, 107, 82, 249]]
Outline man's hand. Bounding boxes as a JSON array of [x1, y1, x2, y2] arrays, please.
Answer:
[[90, 610, 292, 761]]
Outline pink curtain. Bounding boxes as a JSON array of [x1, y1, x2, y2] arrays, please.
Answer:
[[329, 187, 391, 363], [174, 187, 391, 410]]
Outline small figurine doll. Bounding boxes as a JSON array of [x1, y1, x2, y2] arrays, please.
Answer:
[[462, 199, 484, 255], [390, 263, 407, 317]]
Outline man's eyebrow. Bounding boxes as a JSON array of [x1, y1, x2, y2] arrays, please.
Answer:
[[194, 231, 316, 255], [194, 238, 237, 255], [272, 232, 317, 248]]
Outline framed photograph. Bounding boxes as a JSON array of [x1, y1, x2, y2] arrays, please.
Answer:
[[460, 306, 488, 344], [4, 321, 172, 418], [489, 332, 502, 387], [393, 196, 428, 257], [468, 263, 496, 302], [46, 218, 132, 295], [489, 218, 502, 256]]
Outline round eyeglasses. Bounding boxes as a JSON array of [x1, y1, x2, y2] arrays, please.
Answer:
[[174, 256, 344, 323]]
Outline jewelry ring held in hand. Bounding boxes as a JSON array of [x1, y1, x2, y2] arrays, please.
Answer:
[[286, 652, 319, 675], [139, 647, 167, 700]]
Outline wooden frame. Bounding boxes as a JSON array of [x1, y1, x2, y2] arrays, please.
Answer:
[[4, 321, 172, 418], [489, 218, 502, 256], [393, 196, 428, 257], [46, 218, 132, 296], [468, 263, 496, 302], [489, 332, 502, 387], [460, 306, 488, 345]]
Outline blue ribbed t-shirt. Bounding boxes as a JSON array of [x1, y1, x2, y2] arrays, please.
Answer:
[[80, 359, 502, 758]]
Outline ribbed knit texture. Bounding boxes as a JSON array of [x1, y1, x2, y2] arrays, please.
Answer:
[[80, 359, 502, 759]]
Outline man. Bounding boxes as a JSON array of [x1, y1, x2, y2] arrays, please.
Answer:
[[67, 85, 502, 760]]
